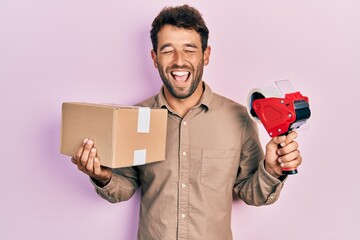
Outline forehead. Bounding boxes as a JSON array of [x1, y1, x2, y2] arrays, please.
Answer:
[[157, 24, 202, 47]]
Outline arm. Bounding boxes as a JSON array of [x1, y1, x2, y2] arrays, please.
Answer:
[[71, 138, 140, 203], [233, 119, 302, 206]]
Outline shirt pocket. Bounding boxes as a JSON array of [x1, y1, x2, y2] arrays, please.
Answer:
[[201, 149, 238, 190]]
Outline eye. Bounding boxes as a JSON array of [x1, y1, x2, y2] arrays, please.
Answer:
[[160, 47, 174, 55], [162, 50, 173, 55], [185, 49, 196, 53], [184, 47, 198, 55]]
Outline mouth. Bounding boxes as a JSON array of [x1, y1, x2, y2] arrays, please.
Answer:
[[170, 71, 190, 85]]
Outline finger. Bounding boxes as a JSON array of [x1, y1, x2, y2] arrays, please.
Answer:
[[277, 141, 299, 156], [280, 155, 302, 169], [94, 157, 101, 175], [278, 150, 301, 164], [85, 148, 97, 173], [266, 135, 287, 153], [272, 131, 298, 148], [74, 138, 89, 163], [80, 139, 94, 166], [270, 135, 287, 146], [284, 131, 298, 145]]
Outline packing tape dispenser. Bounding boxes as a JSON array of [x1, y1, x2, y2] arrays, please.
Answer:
[[247, 80, 311, 175]]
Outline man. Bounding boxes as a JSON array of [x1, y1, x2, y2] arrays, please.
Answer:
[[71, 5, 302, 240]]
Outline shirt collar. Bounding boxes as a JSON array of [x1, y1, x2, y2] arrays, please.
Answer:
[[199, 82, 213, 110], [156, 81, 213, 111]]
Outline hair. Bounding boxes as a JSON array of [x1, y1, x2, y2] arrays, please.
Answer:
[[150, 5, 209, 53]]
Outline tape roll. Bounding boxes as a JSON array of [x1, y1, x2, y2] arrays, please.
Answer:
[[247, 85, 282, 122]]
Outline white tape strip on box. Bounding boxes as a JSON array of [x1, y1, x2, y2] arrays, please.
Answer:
[[133, 107, 150, 166], [137, 107, 151, 133], [133, 149, 147, 166]]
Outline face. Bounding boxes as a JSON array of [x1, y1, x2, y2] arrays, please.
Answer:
[[151, 25, 210, 99]]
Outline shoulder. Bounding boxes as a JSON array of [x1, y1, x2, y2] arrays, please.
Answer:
[[209, 92, 257, 131], [207, 92, 259, 139], [135, 94, 159, 107], [210, 92, 248, 116]]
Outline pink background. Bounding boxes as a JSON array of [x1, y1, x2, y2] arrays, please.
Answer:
[[1, 0, 359, 239]]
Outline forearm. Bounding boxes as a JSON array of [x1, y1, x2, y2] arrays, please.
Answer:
[[91, 172, 140, 203], [234, 160, 286, 206]]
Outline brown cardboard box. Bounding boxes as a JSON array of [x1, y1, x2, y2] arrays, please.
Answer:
[[60, 102, 168, 168]]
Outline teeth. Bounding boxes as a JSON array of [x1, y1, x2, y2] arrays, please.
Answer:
[[172, 71, 189, 76]]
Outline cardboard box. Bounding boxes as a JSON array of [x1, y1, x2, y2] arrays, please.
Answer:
[[60, 102, 168, 168]]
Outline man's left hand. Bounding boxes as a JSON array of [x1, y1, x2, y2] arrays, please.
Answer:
[[264, 131, 302, 179]]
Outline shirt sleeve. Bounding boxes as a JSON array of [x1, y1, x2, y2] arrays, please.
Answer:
[[91, 166, 140, 203], [233, 116, 286, 206]]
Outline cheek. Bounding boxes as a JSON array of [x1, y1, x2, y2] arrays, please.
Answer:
[[189, 54, 204, 65], [157, 63, 168, 75], [157, 57, 169, 69]]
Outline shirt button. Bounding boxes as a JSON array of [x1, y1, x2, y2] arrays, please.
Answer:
[[183, 121, 187, 126], [181, 183, 186, 188], [269, 194, 275, 199], [181, 214, 186, 219], [182, 152, 187, 157]]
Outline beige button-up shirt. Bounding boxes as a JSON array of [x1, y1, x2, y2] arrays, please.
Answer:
[[93, 83, 285, 240]]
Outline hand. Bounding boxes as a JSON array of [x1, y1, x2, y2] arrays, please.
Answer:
[[71, 138, 112, 185], [264, 131, 302, 179]]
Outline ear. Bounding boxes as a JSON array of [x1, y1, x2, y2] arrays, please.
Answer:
[[203, 46, 211, 66], [151, 50, 158, 69]]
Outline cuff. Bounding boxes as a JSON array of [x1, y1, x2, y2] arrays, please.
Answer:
[[258, 159, 287, 186], [258, 160, 287, 204], [90, 175, 113, 190]]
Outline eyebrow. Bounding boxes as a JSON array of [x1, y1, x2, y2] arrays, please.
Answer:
[[184, 43, 198, 49], [159, 43, 173, 51], [159, 43, 199, 51]]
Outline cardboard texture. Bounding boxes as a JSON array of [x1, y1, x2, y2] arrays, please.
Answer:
[[60, 102, 168, 168]]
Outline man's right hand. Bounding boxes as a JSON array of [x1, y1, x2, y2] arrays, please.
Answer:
[[71, 138, 112, 186]]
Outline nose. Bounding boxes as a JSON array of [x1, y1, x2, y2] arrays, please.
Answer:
[[172, 50, 185, 66]]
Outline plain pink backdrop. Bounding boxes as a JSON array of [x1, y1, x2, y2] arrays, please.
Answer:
[[1, 0, 359, 239]]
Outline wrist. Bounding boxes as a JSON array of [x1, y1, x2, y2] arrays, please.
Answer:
[[92, 175, 111, 187], [264, 161, 283, 179]]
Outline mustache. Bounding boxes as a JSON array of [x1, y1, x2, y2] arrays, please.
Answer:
[[168, 64, 192, 71]]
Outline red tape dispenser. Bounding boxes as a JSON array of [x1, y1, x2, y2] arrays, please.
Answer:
[[247, 80, 311, 175]]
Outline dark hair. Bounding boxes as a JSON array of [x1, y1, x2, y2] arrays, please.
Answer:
[[150, 5, 209, 53]]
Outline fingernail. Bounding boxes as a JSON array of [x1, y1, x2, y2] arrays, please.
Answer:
[[280, 142, 286, 147], [91, 148, 96, 153], [280, 163, 285, 168], [278, 158, 282, 163], [83, 138, 89, 143], [87, 140, 93, 145]]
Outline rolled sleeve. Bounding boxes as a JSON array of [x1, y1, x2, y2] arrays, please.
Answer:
[[257, 159, 286, 204], [91, 167, 140, 203], [234, 116, 286, 206], [235, 160, 286, 206]]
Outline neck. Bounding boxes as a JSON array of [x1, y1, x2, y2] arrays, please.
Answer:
[[164, 81, 204, 117]]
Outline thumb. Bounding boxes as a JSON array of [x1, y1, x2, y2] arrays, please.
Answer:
[[268, 135, 287, 150], [93, 157, 102, 175], [93, 157, 112, 182]]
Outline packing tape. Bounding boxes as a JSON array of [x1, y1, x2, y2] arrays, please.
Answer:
[[137, 107, 151, 133], [133, 149, 147, 166], [247, 85, 282, 122]]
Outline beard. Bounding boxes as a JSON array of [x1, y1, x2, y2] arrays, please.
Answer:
[[157, 61, 204, 99]]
